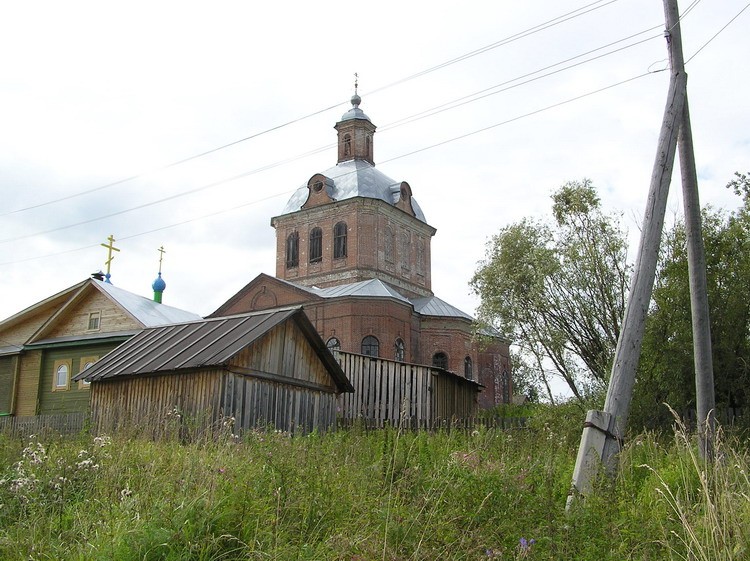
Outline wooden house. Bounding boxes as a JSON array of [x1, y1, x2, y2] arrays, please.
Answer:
[[75, 307, 354, 435], [0, 277, 200, 419]]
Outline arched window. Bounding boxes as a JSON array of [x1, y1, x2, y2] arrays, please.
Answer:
[[55, 364, 69, 389], [464, 356, 473, 380], [432, 352, 448, 370], [309, 227, 322, 263], [361, 336, 379, 357], [333, 222, 347, 259], [343, 134, 352, 157], [286, 231, 299, 268], [326, 337, 341, 352]]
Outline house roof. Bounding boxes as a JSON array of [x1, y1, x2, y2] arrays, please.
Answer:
[[94, 280, 201, 326], [27, 278, 201, 345], [74, 307, 353, 393]]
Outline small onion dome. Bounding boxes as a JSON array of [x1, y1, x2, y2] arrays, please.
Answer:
[[152, 272, 166, 292], [340, 93, 370, 122]]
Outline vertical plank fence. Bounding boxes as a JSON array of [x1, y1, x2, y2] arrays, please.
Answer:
[[336, 352, 479, 428]]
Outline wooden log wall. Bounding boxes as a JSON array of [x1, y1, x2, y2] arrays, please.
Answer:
[[336, 352, 478, 427]]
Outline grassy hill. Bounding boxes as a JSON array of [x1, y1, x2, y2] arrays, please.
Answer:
[[0, 405, 747, 560]]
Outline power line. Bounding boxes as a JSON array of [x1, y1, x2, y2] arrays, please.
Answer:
[[0, 24, 663, 246], [379, 27, 663, 132], [0, 70, 657, 267], [684, 2, 749, 65], [1, 0, 623, 218]]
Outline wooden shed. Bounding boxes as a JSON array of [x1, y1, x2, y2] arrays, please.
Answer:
[[75, 307, 353, 436], [336, 351, 480, 428]]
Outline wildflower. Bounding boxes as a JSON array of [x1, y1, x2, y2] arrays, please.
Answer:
[[517, 537, 535, 557], [93, 435, 111, 447]]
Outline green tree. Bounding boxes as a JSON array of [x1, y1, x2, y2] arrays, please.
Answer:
[[471, 179, 629, 402], [634, 174, 750, 426]]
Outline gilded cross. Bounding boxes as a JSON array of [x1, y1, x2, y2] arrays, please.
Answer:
[[100, 235, 120, 276]]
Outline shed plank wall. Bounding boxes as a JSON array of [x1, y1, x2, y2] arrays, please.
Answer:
[[89, 369, 223, 435]]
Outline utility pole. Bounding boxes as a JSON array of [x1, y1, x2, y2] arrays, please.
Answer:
[[666, 0, 716, 460], [569, 0, 715, 504]]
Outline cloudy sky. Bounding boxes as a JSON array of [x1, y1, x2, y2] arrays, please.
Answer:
[[1, 0, 748, 327]]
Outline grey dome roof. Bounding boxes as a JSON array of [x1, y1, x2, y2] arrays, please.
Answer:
[[281, 159, 427, 222], [340, 93, 370, 122]]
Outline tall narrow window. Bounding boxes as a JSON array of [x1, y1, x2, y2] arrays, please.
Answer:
[[395, 338, 405, 362], [333, 222, 347, 258], [309, 227, 322, 263], [432, 352, 448, 370], [362, 336, 379, 357], [286, 231, 299, 268], [343, 134, 352, 157], [464, 356, 473, 380]]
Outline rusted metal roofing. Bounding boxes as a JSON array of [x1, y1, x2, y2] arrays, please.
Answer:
[[74, 307, 352, 392]]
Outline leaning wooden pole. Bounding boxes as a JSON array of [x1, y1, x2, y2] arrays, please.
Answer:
[[568, 49, 686, 506], [664, 0, 716, 460]]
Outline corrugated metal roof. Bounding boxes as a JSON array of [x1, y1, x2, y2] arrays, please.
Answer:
[[95, 281, 202, 326], [77, 308, 296, 381], [280, 160, 427, 223], [75, 307, 353, 392]]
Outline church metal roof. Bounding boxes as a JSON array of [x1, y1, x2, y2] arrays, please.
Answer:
[[411, 295, 474, 321], [294, 278, 473, 320], [309, 278, 411, 303], [281, 159, 428, 223]]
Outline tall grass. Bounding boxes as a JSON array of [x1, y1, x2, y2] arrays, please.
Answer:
[[0, 408, 748, 560]]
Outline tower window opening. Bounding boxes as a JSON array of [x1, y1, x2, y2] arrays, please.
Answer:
[[309, 227, 322, 263], [343, 134, 352, 157], [334, 222, 347, 259], [286, 231, 299, 268]]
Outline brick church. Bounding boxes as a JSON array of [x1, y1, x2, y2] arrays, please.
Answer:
[[211, 91, 512, 408]]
